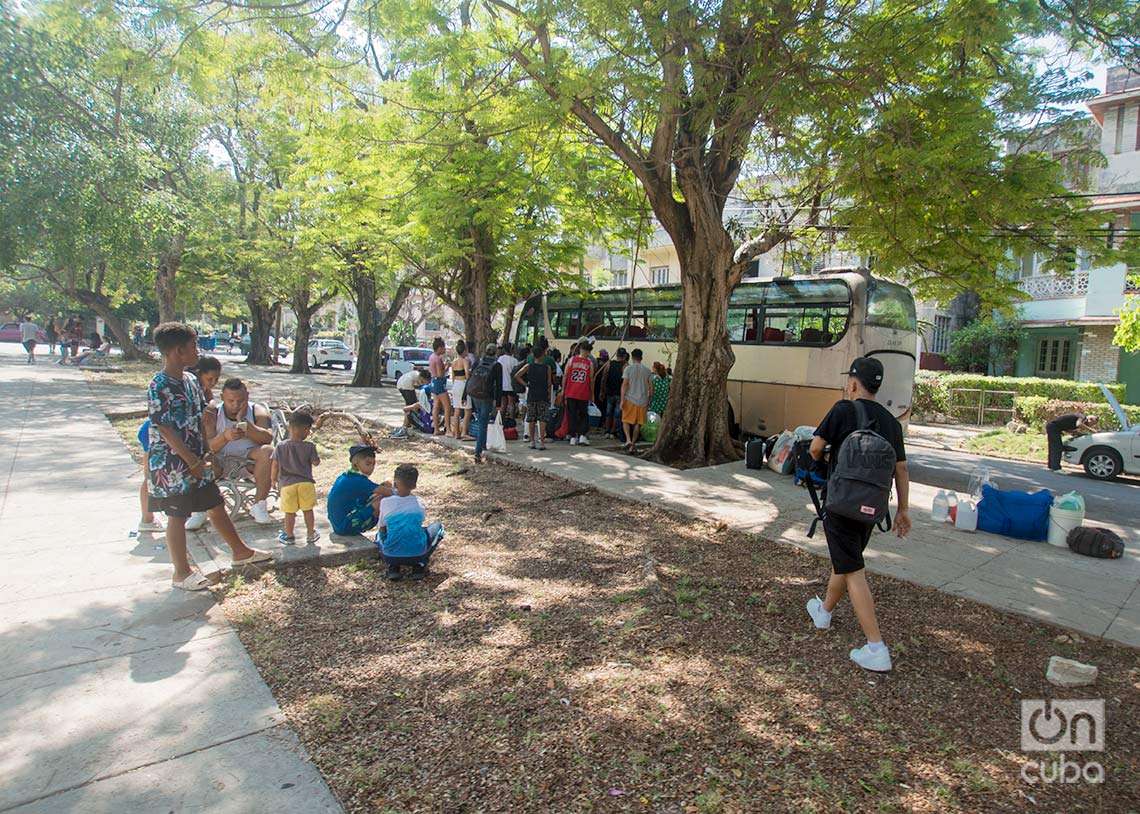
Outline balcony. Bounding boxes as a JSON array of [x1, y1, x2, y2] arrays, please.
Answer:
[[1019, 272, 1089, 300]]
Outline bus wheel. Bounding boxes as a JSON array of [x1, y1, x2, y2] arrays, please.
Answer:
[[727, 402, 741, 441]]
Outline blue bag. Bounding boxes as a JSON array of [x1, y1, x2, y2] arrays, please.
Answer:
[[977, 484, 1053, 541]]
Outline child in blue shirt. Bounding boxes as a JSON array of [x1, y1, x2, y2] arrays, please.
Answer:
[[377, 463, 444, 581], [327, 444, 389, 536]]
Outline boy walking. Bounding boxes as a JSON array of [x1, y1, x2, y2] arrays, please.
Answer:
[[19, 315, 39, 364], [806, 357, 910, 672], [377, 464, 444, 581], [620, 348, 652, 451], [514, 342, 555, 450], [147, 322, 270, 591], [272, 411, 321, 545]]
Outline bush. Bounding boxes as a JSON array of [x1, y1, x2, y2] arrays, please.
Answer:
[[913, 374, 951, 416], [945, 318, 1024, 374], [1013, 396, 1140, 431], [919, 372, 1126, 403]]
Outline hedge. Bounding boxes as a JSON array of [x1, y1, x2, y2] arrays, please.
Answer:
[[913, 375, 951, 416], [1013, 396, 1140, 432], [916, 372, 1126, 408]]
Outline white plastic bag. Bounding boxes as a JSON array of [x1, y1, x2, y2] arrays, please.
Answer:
[[767, 430, 796, 474], [486, 411, 507, 453]]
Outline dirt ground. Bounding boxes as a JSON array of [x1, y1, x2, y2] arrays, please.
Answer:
[[203, 435, 1139, 814]]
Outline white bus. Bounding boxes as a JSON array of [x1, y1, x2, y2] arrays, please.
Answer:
[[513, 267, 917, 437]]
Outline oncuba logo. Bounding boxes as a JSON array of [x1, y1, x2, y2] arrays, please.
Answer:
[[1020, 700, 1105, 785]]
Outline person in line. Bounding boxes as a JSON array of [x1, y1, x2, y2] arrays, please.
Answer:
[[469, 343, 503, 464], [806, 357, 910, 673], [428, 337, 451, 437], [599, 348, 627, 438], [146, 323, 270, 590], [449, 339, 473, 440], [397, 368, 431, 427], [497, 341, 519, 420], [203, 378, 275, 524], [515, 341, 555, 450], [620, 348, 652, 451], [650, 361, 671, 416], [377, 463, 444, 581], [138, 357, 222, 534], [272, 411, 321, 545], [327, 445, 391, 536], [1045, 411, 1099, 471], [18, 315, 39, 364], [562, 339, 594, 446]]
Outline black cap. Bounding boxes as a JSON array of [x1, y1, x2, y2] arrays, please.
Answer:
[[847, 356, 884, 392], [348, 444, 377, 460]]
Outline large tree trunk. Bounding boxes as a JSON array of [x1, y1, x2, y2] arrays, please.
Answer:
[[650, 231, 740, 467], [154, 234, 184, 324], [499, 304, 516, 346], [73, 290, 150, 361], [245, 294, 276, 366], [458, 224, 495, 351], [350, 273, 412, 387], [290, 289, 314, 374]]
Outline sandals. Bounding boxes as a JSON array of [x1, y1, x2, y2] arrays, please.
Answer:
[[231, 549, 273, 567], [172, 572, 212, 592]]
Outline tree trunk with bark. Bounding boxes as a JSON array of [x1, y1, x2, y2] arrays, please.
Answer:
[[245, 294, 276, 366], [72, 290, 150, 361], [349, 276, 411, 387], [290, 290, 315, 375], [154, 234, 184, 324], [457, 223, 495, 351]]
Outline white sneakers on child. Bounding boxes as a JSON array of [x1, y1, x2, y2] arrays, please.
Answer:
[[569, 437, 578, 446], [249, 501, 272, 524], [578, 435, 590, 446], [806, 596, 832, 629], [849, 642, 892, 672], [185, 512, 208, 531]]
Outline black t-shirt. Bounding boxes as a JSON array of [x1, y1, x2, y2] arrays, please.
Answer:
[[526, 361, 553, 401], [1046, 413, 1083, 432], [605, 361, 625, 395], [814, 398, 906, 476]]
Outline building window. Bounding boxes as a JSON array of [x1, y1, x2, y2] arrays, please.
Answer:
[[1036, 337, 1072, 377], [650, 265, 669, 286], [1112, 104, 1126, 154], [931, 315, 951, 355], [611, 270, 627, 288], [742, 259, 761, 280]]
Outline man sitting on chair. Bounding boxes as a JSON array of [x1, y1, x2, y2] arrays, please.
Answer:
[[204, 377, 274, 524]]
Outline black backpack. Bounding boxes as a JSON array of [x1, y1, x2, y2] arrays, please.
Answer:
[[465, 357, 495, 401], [1066, 526, 1124, 559], [823, 401, 896, 530]]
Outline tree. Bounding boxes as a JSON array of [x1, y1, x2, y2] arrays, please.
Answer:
[[945, 318, 1026, 374], [479, 0, 1138, 466], [388, 318, 417, 347]]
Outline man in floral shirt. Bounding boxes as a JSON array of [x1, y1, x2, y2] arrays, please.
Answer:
[[147, 323, 269, 590]]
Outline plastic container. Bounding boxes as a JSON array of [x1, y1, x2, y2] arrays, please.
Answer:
[[955, 499, 978, 532], [946, 491, 959, 524], [932, 490, 949, 523], [1048, 503, 1086, 549]]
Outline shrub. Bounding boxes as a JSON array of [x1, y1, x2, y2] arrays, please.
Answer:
[[945, 318, 1025, 374], [913, 374, 951, 416], [919, 372, 1126, 403], [1013, 396, 1140, 431]]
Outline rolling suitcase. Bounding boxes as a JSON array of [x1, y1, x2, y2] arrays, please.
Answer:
[[745, 437, 765, 470]]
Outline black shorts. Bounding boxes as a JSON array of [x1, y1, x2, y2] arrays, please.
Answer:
[[22, 340, 36, 352], [148, 482, 224, 518], [823, 513, 874, 574], [400, 388, 418, 406]]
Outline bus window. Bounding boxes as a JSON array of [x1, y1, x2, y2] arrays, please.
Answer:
[[627, 309, 648, 339], [549, 309, 581, 339], [727, 308, 748, 342], [765, 278, 849, 306], [866, 281, 917, 331], [645, 308, 679, 340], [582, 307, 622, 337], [761, 309, 799, 343], [515, 298, 542, 347]]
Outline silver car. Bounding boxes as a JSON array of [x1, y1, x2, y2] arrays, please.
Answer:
[[1063, 384, 1140, 480]]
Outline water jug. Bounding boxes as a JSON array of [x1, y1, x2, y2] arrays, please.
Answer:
[[946, 491, 959, 524], [932, 490, 949, 523], [955, 499, 978, 532]]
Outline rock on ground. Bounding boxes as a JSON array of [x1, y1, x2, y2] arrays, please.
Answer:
[[1046, 655, 1098, 687]]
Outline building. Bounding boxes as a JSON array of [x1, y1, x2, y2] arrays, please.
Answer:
[[1012, 67, 1140, 402]]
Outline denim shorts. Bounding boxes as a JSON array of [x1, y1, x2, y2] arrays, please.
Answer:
[[605, 394, 622, 418], [430, 376, 448, 395]]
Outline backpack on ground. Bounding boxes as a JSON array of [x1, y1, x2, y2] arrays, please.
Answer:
[[822, 401, 896, 531], [465, 358, 495, 400], [1066, 526, 1124, 559], [745, 437, 765, 470]]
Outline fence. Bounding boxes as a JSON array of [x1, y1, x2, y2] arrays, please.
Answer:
[[947, 388, 1017, 426]]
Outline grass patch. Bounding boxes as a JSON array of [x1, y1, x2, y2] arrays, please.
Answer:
[[83, 358, 161, 390], [962, 429, 1047, 462]]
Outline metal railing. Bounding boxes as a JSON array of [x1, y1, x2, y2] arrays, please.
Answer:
[[947, 388, 1018, 426], [1019, 272, 1090, 300]]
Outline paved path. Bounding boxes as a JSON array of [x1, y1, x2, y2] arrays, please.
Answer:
[[82, 363, 1140, 647], [0, 358, 342, 813]]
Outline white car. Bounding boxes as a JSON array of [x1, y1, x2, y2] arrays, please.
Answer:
[[1062, 384, 1140, 480], [308, 338, 354, 370], [383, 346, 433, 380]]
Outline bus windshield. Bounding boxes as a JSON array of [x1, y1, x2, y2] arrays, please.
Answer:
[[865, 281, 916, 331]]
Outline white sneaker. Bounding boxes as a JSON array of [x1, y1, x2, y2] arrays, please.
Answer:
[[806, 596, 832, 630], [184, 511, 208, 531], [138, 518, 166, 533], [578, 435, 590, 446], [849, 642, 892, 672], [570, 437, 578, 446], [249, 501, 272, 524]]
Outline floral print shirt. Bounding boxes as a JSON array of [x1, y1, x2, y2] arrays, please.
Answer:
[[650, 374, 671, 416], [147, 370, 211, 497]]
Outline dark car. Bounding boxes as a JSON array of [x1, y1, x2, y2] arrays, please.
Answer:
[[0, 322, 48, 343]]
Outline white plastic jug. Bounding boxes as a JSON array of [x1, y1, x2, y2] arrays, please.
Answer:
[[955, 499, 978, 532], [1048, 503, 1085, 549], [932, 490, 949, 523], [946, 491, 959, 524]]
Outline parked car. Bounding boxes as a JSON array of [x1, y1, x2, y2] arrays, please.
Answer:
[[384, 346, 432, 380], [309, 338, 354, 370], [0, 322, 47, 343], [1063, 384, 1140, 480], [239, 335, 290, 359]]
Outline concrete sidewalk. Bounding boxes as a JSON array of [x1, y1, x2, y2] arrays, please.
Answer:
[[0, 360, 341, 813]]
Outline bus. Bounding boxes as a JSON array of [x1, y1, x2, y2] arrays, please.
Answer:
[[512, 267, 918, 437]]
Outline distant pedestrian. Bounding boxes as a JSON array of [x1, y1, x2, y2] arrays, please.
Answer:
[[19, 315, 39, 364], [620, 348, 651, 450], [599, 348, 627, 438], [515, 342, 555, 450], [562, 339, 594, 446], [449, 340, 473, 440], [45, 318, 58, 355], [650, 361, 671, 415], [497, 341, 519, 419], [428, 337, 451, 436], [467, 342, 502, 464], [1045, 412, 1098, 471]]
